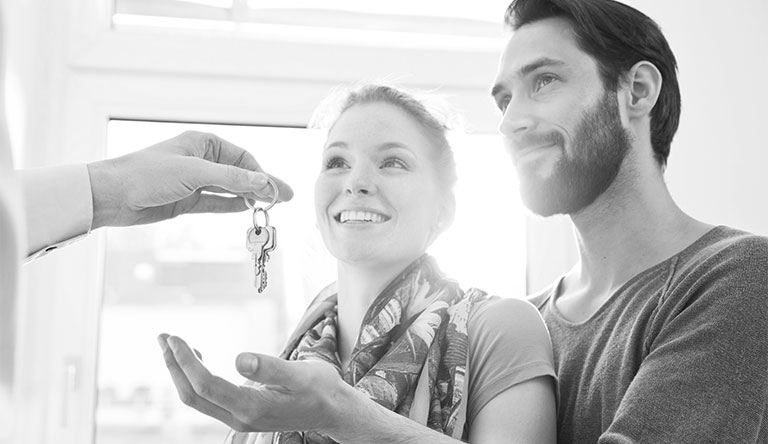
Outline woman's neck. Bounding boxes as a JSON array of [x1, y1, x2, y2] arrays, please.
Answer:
[[335, 258, 416, 368]]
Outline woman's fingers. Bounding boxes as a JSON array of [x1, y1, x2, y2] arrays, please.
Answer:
[[157, 334, 240, 428]]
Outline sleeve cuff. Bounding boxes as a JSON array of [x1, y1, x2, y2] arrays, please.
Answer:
[[21, 164, 94, 260]]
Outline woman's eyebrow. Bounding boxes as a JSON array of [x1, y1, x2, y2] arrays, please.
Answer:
[[324, 141, 348, 151], [376, 142, 410, 151]]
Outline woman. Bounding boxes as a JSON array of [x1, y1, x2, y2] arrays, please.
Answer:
[[160, 85, 556, 443]]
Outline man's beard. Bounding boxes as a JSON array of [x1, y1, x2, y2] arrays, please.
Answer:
[[517, 90, 633, 217]]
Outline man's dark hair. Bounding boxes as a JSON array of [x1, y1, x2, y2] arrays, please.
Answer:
[[505, 0, 681, 167]]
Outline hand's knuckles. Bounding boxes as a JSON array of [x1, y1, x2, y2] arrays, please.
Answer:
[[180, 130, 215, 143], [232, 149, 256, 170], [177, 130, 219, 158], [201, 132, 223, 161]]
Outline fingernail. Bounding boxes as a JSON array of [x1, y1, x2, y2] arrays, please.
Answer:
[[248, 172, 267, 186], [237, 354, 258, 373]]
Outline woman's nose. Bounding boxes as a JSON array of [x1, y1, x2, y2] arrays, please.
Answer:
[[345, 166, 377, 196]]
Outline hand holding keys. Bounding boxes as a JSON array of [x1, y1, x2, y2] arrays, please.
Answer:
[[244, 179, 279, 293]]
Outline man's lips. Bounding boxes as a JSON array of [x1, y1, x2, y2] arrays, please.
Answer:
[[513, 143, 559, 164]]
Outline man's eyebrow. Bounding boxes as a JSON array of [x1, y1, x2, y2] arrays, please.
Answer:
[[518, 57, 567, 77], [491, 57, 567, 97]]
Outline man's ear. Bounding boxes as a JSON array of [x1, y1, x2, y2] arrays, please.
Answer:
[[625, 61, 663, 119]]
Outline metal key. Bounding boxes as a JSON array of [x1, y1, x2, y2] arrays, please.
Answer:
[[249, 212, 276, 292], [257, 224, 276, 292], [246, 226, 270, 265], [243, 177, 279, 293]]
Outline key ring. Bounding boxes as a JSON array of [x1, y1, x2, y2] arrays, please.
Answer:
[[243, 177, 279, 212], [252, 207, 269, 231]]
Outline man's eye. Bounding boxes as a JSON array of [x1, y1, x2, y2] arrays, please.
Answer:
[[497, 97, 511, 113], [535, 75, 557, 92], [324, 157, 348, 169], [381, 157, 408, 169]]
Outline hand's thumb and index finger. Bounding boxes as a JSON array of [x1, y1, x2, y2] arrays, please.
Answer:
[[183, 134, 294, 204], [235, 352, 296, 386]]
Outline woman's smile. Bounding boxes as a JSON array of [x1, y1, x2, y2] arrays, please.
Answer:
[[335, 209, 391, 224]]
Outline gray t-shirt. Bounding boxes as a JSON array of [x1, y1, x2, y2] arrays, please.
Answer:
[[530, 226, 768, 444]]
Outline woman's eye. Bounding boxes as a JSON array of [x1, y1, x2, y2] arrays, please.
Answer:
[[324, 156, 348, 169], [381, 157, 408, 169], [534, 75, 557, 92]]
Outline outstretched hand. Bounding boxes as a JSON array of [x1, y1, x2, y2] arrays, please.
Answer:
[[157, 334, 351, 436], [88, 131, 294, 228]]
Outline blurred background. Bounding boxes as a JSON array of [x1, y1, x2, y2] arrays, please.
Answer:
[[5, 0, 767, 443]]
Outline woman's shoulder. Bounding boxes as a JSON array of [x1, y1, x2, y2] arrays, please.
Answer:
[[467, 293, 548, 334], [462, 292, 556, 426], [461, 291, 552, 359]]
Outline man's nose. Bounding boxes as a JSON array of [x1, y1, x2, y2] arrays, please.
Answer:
[[498, 97, 536, 137], [345, 165, 377, 196]]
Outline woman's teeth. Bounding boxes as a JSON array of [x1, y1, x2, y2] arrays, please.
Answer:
[[339, 210, 387, 223]]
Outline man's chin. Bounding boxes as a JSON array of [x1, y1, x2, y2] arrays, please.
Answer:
[[520, 192, 568, 217], [518, 178, 595, 217]]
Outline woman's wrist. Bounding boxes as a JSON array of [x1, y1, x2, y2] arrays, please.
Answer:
[[323, 381, 368, 442]]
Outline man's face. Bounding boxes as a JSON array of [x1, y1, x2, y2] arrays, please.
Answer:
[[491, 17, 633, 216]]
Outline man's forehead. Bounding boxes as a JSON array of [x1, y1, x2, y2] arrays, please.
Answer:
[[501, 17, 583, 72]]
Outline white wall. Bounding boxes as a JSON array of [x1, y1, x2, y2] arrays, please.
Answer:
[[637, 0, 768, 236]]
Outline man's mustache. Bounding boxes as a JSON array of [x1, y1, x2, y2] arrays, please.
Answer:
[[505, 130, 565, 152]]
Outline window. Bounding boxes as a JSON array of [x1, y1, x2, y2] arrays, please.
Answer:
[[111, 0, 508, 49], [95, 119, 526, 444]]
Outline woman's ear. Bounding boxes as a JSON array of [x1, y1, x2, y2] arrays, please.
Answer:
[[435, 195, 456, 236], [625, 61, 663, 119]]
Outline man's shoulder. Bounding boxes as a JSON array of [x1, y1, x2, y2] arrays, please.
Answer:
[[526, 280, 562, 312], [663, 225, 768, 314], [678, 225, 768, 275]]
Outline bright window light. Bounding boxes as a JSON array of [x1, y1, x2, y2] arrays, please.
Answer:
[[112, 0, 509, 49], [182, 0, 232, 7], [247, 0, 507, 23]]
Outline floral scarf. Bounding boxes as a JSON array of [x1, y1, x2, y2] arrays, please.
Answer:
[[226, 255, 487, 444]]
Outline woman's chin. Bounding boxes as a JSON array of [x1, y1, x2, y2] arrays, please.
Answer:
[[334, 248, 424, 271]]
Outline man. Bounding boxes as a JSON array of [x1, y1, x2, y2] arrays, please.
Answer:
[[495, 0, 767, 442], [159, 0, 767, 443]]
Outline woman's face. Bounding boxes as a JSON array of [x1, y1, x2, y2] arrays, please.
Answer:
[[314, 102, 449, 268]]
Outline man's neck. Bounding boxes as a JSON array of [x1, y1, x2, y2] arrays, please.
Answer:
[[560, 162, 712, 319]]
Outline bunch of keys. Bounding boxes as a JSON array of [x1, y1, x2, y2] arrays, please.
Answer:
[[244, 178, 278, 293]]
